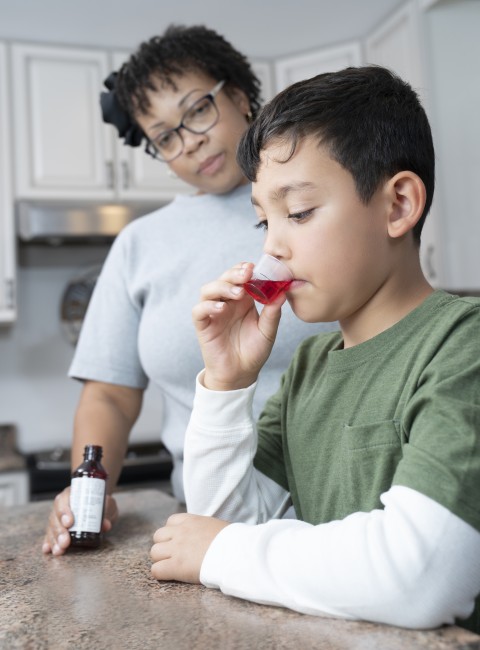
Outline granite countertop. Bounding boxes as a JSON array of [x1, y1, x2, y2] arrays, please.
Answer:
[[1, 489, 480, 650]]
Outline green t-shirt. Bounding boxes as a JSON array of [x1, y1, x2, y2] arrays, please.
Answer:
[[254, 290, 480, 631]]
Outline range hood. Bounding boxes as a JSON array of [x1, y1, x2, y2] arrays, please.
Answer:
[[16, 200, 162, 244]]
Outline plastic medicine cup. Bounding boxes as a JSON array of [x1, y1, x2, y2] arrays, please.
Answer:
[[243, 254, 293, 305]]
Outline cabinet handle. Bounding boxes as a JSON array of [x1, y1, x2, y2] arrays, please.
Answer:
[[121, 161, 130, 189], [105, 161, 115, 188], [5, 278, 15, 309], [424, 244, 437, 281]]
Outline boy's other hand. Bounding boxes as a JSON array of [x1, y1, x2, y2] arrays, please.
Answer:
[[150, 513, 229, 583]]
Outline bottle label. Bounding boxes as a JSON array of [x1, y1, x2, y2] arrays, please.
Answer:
[[69, 477, 106, 533]]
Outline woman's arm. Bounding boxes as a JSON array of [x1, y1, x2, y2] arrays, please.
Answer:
[[72, 380, 143, 489], [185, 263, 290, 520]]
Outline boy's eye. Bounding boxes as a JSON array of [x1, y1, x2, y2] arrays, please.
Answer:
[[254, 220, 268, 231], [288, 209, 314, 222]]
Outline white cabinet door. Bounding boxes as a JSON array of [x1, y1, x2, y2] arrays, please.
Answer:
[[0, 42, 16, 323], [111, 52, 190, 201], [420, 0, 480, 290], [116, 145, 192, 200], [274, 42, 362, 92], [0, 471, 29, 507], [12, 43, 114, 200], [365, 1, 443, 286], [251, 60, 275, 103], [365, 1, 423, 98]]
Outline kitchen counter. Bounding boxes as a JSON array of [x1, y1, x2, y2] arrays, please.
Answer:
[[1, 490, 480, 650]]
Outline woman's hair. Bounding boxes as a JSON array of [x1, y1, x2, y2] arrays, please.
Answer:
[[116, 24, 262, 119], [237, 65, 435, 243]]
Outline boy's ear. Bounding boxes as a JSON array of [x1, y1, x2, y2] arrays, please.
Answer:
[[385, 171, 426, 239]]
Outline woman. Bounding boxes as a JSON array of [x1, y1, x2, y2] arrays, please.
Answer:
[[42, 24, 335, 555]]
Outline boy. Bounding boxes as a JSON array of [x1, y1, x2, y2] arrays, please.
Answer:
[[149, 66, 480, 632]]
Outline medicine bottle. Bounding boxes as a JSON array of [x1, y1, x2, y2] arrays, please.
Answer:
[[69, 444, 108, 548]]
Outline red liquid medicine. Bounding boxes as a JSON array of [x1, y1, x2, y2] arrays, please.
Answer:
[[69, 444, 108, 549], [244, 279, 292, 305]]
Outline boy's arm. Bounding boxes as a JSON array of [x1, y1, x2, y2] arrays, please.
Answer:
[[157, 485, 480, 630], [184, 371, 290, 522], [184, 263, 291, 520], [202, 486, 480, 629]]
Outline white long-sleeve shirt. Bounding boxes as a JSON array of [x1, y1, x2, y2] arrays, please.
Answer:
[[184, 372, 480, 629]]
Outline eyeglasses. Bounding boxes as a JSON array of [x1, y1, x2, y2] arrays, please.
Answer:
[[145, 80, 225, 163]]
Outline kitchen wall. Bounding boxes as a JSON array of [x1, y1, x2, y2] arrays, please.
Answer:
[[0, 247, 165, 452]]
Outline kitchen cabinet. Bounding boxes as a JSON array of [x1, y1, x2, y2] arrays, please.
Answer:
[[10, 44, 276, 203], [364, 0, 480, 290], [12, 43, 113, 200], [110, 51, 190, 201], [251, 60, 275, 103], [0, 42, 16, 323], [365, 1, 423, 94], [364, 0, 443, 287], [11, 43, 190, 202], [420, 0, 480, 290], [274, 41, 362, 92], [0, 470, 29, 507]]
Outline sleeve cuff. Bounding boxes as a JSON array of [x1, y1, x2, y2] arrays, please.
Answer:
[[200, 522, 251, 589], [192, 370, 257, 429]]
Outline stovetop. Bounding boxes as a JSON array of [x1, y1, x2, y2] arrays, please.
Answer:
[[26, 442, 173, 499], [30, 442, 171, 470]]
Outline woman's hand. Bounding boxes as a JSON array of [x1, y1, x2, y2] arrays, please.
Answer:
[[42, 487, 118, 555], [192, 263, 286, 391]]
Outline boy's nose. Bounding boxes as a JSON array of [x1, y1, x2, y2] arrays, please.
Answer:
[[263, 232, 290, 263]]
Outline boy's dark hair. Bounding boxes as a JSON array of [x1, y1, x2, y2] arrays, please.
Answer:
[[116, 24, 262, 119], [237, 65, 435, 243]]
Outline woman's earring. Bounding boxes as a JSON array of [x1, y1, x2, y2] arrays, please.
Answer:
[[246, 110, 253, 123]]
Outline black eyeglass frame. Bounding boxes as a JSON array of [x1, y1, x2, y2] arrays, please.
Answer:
[[144, 80, 226, 163]]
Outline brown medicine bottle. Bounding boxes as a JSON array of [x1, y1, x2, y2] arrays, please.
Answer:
[[69, 445, 108, 548]]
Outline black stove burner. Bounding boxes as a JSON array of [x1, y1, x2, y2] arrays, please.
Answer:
[[26, 442, 173, 500]]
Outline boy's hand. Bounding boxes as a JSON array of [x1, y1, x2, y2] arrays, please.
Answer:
[[150, 513, 229, 583], [42, 487, 118, 555], [192, 263, 286, 391]]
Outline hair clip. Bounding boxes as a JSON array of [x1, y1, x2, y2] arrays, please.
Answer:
[[99, 71, 144, 147]]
